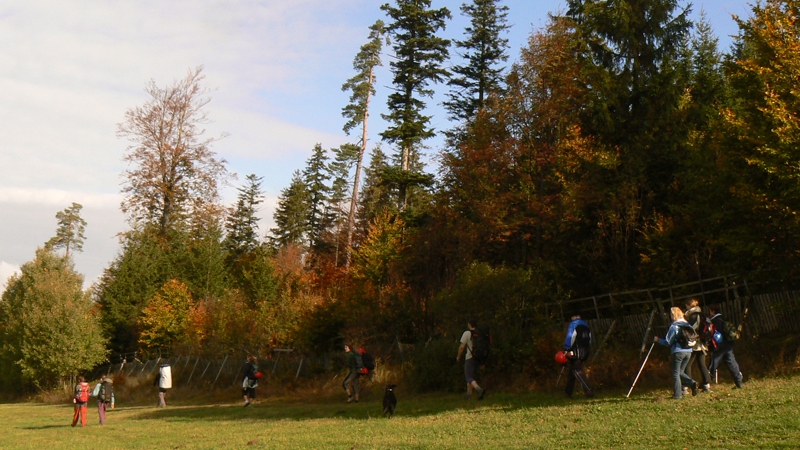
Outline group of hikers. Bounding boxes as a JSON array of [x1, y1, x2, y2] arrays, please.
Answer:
[[552, 298, 744, 400], [71, 299, 745, 424], [654, 300, 744, 398], [71, 374, 114, 427]]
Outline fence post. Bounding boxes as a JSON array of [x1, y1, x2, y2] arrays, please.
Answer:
[[214, 355, 229, 384], [589, 319, 616, 365], [639, 308, 657, 358], [187, 358, 200, 385], [198, 361, 212, 382], [139, 359, 150, 375], [149, 357, 162, 376]]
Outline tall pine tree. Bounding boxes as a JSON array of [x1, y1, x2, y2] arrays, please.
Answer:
[[380, 0, 451, 209], [45, 202, 87, 258], [342, 20, 386, 267], [445, 0, 510, 122], [224, 174, 265, 260], [270, 171, 310, 248]]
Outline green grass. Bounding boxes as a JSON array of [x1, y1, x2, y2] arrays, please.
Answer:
[[2, 375, 798, 449]]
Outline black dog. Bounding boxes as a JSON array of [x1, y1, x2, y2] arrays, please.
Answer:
[[382, 384, 397, 418]]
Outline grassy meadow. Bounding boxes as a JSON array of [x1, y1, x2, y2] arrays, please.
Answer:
[[2, 375, 798, 449]]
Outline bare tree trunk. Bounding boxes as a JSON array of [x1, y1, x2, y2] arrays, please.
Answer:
[[345, 63, 375, 269]]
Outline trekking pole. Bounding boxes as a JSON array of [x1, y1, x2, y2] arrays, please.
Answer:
[[556, 366, 565, 386], [627, 343, 655, 398]]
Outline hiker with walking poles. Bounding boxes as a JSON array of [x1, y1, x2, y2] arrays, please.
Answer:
[[654, 306, 699, 399], [707, 303, 744, 389], [562, 311, 594, 399], [242, 355, 262, 407]]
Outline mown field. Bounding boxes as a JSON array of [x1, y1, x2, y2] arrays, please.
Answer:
[[1, 375, 798, 449]]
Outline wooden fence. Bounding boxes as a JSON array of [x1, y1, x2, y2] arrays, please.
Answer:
[[573, 285, 800, 357]]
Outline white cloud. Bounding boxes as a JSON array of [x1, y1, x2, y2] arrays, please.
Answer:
[[0, 187, 121, 209], [0, 261, 20, 291]]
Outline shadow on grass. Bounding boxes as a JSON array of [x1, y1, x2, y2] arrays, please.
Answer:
[[22, 424, 73, 430], [128, 390, 613, 423]]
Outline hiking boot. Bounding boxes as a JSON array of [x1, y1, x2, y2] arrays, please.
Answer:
[[477, 387, 486, 400], [691, 382, 698, 397], [347, 397, 354, 403], [464, 393, 472, 400], [700, 384, 713, 393]]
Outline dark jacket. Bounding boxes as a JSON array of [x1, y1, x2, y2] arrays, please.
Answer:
[[345, 350, 357, 371]]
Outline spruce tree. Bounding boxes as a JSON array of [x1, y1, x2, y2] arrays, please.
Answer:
[[445, 0, 510, 122], [270, 171, 310, 248], [380, 0, 451, 209], [224, 174, 265, 259], [303, 144, 332, 249]]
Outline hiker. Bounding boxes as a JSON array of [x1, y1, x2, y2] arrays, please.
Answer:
[[153, 363, 172, 407], [72, 375, 90, 427], [92, 374, 115, 425], [707, 304, 744, 388], [654, 306, 699, 399], [563, 311, 594, 398], [456, 320, 486, 400], [242, 355, 259, 407], [342, 344, 360, 403], [683, 299, 712, 393]]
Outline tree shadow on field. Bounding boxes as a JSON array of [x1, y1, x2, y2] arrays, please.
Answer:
[[128, 390, 612, 423], [22, 424, 72, 430]]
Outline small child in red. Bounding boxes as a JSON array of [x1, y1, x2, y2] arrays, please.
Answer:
[[72, 376, 90, 427]]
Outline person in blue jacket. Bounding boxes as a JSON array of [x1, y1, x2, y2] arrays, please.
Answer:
[[654, 306, 699, 399], [563, 311, 594, 398]]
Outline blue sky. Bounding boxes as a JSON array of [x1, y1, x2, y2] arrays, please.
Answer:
[[0, 0, 750, 289]]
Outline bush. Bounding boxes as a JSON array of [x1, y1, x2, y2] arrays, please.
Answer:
[[407, 338, 463, 393]]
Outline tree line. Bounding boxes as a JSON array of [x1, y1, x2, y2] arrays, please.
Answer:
[[3, 0, 800, 392]]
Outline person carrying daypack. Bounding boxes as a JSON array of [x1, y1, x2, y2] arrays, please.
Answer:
[[357, 347, 376, 376], [241, 355, 261, 407], [456, 320, 486, 400], [563, 311, 594, 399], [342, 344, 361, 403], [655, 306, 699, 399], [92, 374, 115, 425], [153, 363, 172, 407], [72, 375, 90, 427], [683, 299, 712, 393], [707, 304, 744, 388]]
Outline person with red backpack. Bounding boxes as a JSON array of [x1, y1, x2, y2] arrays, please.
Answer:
[[72, 375, 90, 427], [342, 344, 361, 403], [683, 299, 712, 393]]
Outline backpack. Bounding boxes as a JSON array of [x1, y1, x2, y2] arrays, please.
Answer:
[[568, 323, 592, 361], [675, 323, 699, 348], [99, 380, 113, 403], [698, 319, 718, 351], [353, 350, 364, 372], [470, 327, 492, 365], [358, 348, 375, 375], [75, 382, 89, 403], [718, 317, 739, 342]]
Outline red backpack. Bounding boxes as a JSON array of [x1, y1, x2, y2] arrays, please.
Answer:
[[75, 382, 90, 403]]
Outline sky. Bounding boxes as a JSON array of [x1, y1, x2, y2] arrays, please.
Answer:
[[0, 0, 751, 290]]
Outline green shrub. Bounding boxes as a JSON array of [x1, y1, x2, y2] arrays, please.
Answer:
[[407, 338, 463, 393]]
